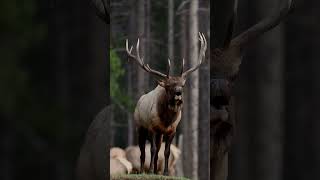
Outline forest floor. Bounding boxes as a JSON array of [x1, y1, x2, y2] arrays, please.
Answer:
[[111, 174, 190, 180]]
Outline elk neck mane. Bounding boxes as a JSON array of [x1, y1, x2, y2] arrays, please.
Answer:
[[156, 85, 182, 127]]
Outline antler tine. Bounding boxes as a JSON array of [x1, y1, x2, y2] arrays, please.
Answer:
[[167, 58, 171, 77], [126, 39, 168, 79], [136, 39, 142, 63], [180, 58, 185, 75], [231, 0, 292, 47], [199, 32, 207, 62], [181, 32, 207, 78], [126, 39, 135, 60]]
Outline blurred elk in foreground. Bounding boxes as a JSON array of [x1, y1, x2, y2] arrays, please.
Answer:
[[126, 33, 207, 175], [76, 106, 110, 180], [76, 1, 109, 180], [110, 147, 133, 175], [210, 0, 293, 180], [125, 143, 181, 176], [110, 147, 126, 159]]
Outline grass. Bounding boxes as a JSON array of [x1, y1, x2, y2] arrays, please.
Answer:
[[111, 174, 190, 180]]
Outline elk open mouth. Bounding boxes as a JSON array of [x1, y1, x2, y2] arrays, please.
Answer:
[[168, 96, 183, 112]]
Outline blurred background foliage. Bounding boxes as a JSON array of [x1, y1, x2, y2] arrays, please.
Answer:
[[110, 48, 133, 111]]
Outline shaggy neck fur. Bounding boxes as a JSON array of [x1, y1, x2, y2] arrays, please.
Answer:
[[157, 86, 182, 127]]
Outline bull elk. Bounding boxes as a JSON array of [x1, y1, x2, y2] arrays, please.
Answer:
[[210, 0, 293, 180], [126, 33, 207, 175]]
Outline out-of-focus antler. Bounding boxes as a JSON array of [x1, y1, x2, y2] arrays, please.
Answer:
[[212, 0, 293, 78], [231, 0, 292, 47]]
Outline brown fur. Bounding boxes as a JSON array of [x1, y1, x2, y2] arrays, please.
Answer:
[[134, 84, 182, 175], [134, 85, 182, 135], [157, 88, 182, 129]]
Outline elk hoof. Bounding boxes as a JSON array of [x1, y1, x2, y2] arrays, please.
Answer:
[[163, 171, 169, 176], [148, 168, 154, 174], [140, 169, 145, 174]]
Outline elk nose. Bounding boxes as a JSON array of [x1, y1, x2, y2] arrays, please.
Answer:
[[175, 87, 182, 96]]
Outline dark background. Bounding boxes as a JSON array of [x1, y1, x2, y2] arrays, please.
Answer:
[[212, 0, 320, 180], [1, 0, 319, 180], [0, 0, 108, 179]]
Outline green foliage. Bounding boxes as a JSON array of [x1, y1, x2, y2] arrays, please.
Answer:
[[110, 49, 134, 111], [111, 174, 190, 180]]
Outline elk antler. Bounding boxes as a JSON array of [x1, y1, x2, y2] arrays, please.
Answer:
[[231, 0, 292, 47], [181, 32, 207, 78], [126, 39, 169, 79], [212, 0, 293, 78], [180, 58, 185, 75]]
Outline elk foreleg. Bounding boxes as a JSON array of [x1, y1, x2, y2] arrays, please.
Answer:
[[148, 133, 157, 173], [138, 127, 148, 173], [163, 132, 175, 176], [153, 133, 162, 174]]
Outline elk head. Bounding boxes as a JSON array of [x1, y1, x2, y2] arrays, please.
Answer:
[[126, 33, 207, 111], [211, 0, 293, 107]]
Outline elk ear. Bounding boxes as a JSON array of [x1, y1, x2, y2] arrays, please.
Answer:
[[158, 80, 166, 87]]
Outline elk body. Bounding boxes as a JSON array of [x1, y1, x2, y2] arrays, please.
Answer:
[[210, 0, 293, 180], [126, 33, 207, 175]]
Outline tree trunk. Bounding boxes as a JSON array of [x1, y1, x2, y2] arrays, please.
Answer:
[[198, 1, 210, 180], [180, 7, 188, 178], [284, 1, 320, 179], [252, 1, 284, 180], [188, 0, 199, 179], [168, 0, 175, 75], [127, 0, 138, 146], [137, 0, 146, 95], [145, 0, 151, 90]]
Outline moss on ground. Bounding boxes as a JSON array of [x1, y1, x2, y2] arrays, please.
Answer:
[[111, 174, 190, 180]]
